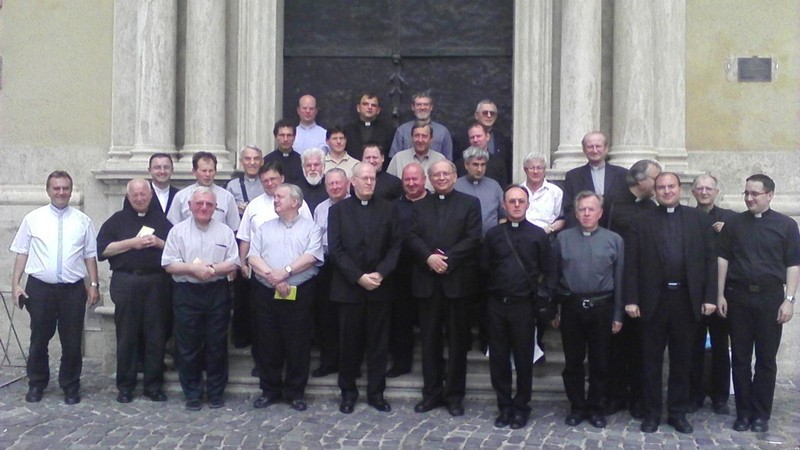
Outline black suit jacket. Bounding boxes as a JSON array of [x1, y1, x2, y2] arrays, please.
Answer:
[[406, 190, 482, 299], [563, 163, 629, 228], [453, 129, 513, 186], [328, 196, 402, 303], [624, 205, 717, 321]]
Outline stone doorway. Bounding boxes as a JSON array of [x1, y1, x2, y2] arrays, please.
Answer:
[[282, 0, 514, 142]]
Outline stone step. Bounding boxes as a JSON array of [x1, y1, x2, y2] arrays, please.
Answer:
[[162, 334, 568, 401]]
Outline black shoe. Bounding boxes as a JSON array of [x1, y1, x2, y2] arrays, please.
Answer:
[[25, 387, 43, 403], [368, 398, 391, 412], [712, 401, 730, 415], [588, 414, 607, 429], [494, 410, 512, 428], [629, 402, 646, 420], [604, 400, 626, 416], [339, 399, 355, 414], [667, 415, 693, 434], [64, 392, 81, 405], [311, 366, 337, 378], [732, 417, 752, 432], [750, 418, 769, 433], [208, 397, 225, 409], [385, 366, 411, 378], [116, 391, 133, 404], [565, 412, 584, 427], [509, 413, 528, 429], [253, 394, 281, 409], [185, 399, 202, 411], [143, 390, 167, 402], [289, 399, 307, 411], [640, 419, 659, 433], [414, 398, 442, 413], [447, 402, 465, 417]]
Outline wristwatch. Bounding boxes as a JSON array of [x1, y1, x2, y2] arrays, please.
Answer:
[[284, 265, 293, 274], [785, 295, 796, 304], [90, 281, 100, 288]]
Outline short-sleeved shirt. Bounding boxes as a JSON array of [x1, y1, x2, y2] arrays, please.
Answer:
[[167, 183, 241, 231], [520, 179, 563, 229], [161, 218, 240, 283], [386, 149, 445, 192], [718, 209, 800, 286], [389, 120, 454, 161], [454, 176, 506, 237], [10, 204, 98, 284], [248, 215, 324, 288], [323, 153, 359, 179], [225, 176, 265, 206], [236, 193, 313, 242]]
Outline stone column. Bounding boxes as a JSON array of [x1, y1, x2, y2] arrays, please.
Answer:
[[237, 0, 284, 154], [611, 1, 657, 168], [553, 0, 602, 170], [512, 0, 552, 184], [653, 1, 688, 171], [130, 0, 177, 163], [182, 0, 228, 167], [108, 1, 138, 164]]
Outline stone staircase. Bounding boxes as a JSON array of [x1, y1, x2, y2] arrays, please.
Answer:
[[162, 330, 567, 402]]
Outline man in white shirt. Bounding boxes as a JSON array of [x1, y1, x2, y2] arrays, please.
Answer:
[[519, 153, 565, 235], [10, 171, 100, 405], [294, 95, 327, 154]]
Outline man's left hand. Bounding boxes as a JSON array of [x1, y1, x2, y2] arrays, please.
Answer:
[[777, 301, 794, 324], [86, 285, 100, 306], [701, 303, 717, 315]]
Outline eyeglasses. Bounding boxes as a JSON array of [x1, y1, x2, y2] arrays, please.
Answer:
[[742, 191, 768, 198], [479, 110, 497, 117]]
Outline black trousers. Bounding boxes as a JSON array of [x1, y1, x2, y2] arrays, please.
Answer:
[[252, 279, 315, 401], [110, 271, 170, 393], [337, 300, 390, 401], [388, 263, 416, 371], [689, 313, 730, 406], [641, 288, 695, 421], [25, 277, 86, 394], [487, 296, 534, 415], [607, 316, 643, 408], [313, 263, 340, 371], [416, 284, 470, 406], [231, 272, 253, 348], [726, 286, 784, 421], [172, 280, 230, 401], [559, 298, 614, 415]]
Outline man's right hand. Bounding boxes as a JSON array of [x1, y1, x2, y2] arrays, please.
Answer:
[[717, 295, 728, 318], [12, 285, 27, 308], [625, 304, 640, 318]]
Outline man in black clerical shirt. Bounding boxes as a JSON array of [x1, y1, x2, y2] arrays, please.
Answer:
[[625, 172, 717, 434], [297, 147, 329, 213], [717, 174, 800, 434], [483, 185, 551, 430], [688, 174, 736, 415], [343, 92, 396, 162], [264, 119, 304, 184], [97, 178, 173, 404], [362, 143, 403, 201]]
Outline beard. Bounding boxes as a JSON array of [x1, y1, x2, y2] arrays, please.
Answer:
[[305, 173, 323, 186]]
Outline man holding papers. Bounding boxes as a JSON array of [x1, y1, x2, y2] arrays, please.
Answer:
[[97, 179, 173, 404], [247, 184, 324, 412]]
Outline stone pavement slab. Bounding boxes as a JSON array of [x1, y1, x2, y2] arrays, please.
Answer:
[[0, 361, 798, 449]]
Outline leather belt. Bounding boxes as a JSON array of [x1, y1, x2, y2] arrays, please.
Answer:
[[561, 291, 613, 309], [729, 282, 784, 293], [664, 281, 684, 290]]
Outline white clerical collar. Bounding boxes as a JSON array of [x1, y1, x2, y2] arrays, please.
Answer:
[[754, 213, 763, 218], [137, 212, 146, 217], [511, 222, 520, 228], [582, 231, 592, 236], [363, 121, 372, 127], [471, 179, 480, 186], [360, 199, 369, 206], [666, 207, 676, 213], [438, 194, 446, 200]]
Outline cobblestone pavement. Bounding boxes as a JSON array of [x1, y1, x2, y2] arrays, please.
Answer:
[[1, 362, 798, 449]]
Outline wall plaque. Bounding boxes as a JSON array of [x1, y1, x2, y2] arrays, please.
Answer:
[[737, 57, 772, 82]]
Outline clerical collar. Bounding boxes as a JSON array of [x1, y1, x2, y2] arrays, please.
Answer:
[[281, 152, 291, 158], [511, 221, 520, 228], [666, 207, 676, 213], [137, 212, 146, 217], [363, 121, 372, 127], [471, 179, 480, 186], [754, 212, 763, 218], [582, 231, 592, 236], [438, 194, 446, 200], [360, 199, 370, 206]]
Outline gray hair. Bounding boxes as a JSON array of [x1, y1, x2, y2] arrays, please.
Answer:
[[522, 152, 549, 168], [574, 190, 603, 211], [427, 160, 456, 177], [239, 145, 263, 158], [692, 173, 720, 190], [411, 90, 433, 105], [461, 146, 489, 162], [279, 183, 304, 203], [474, 99, 496, 113], [190, 186, 217, 203], [352, 162, 375, 179], [301, 147, 325, 165], [126, 178, 152, 195], [626, 159, 661, 187], [325, 168, 347, 181]]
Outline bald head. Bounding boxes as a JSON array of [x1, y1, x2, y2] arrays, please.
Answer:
[[297, 95, 319, 126], [127, 178, 153, 214]]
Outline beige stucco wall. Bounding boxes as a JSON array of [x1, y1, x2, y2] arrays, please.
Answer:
[[686, 0, 800, 151], [0, 0, 113, 146]]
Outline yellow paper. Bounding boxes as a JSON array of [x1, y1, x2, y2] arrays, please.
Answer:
[[274, 286, 297, 301], [137, 226, 155, 237]]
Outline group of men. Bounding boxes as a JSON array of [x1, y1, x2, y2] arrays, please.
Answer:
[[9, 89, 798, 436]]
